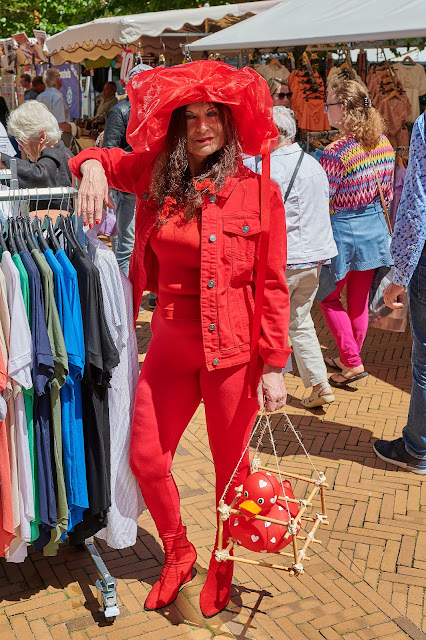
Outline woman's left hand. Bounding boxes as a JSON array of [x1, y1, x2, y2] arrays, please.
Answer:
[[257, 364, 287, 412]]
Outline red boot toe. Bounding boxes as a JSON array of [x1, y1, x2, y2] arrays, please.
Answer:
[[199, 553, 233, 618]]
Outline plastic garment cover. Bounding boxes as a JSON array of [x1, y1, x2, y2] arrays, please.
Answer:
[[127, 60, 278, 156]]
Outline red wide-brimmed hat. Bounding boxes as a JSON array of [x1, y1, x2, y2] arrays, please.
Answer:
[[126, 60, 278, 156]]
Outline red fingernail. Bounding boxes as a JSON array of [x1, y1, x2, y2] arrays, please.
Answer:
[[89, 224, 93, 229], [96, 220, 100, 224]]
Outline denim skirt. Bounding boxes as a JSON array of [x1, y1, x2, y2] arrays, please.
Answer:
[[316, 202, 393, 302]]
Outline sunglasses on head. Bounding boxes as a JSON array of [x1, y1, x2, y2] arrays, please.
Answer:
[[275, 92, 291, 100]]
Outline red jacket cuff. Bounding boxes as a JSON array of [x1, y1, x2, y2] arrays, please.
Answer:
[[69, 147, 105, 180], [260, 345, 292, 368]]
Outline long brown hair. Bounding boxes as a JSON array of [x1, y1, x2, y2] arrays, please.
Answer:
[[150, 102, 242, 223], [328, 78, 385, 149]]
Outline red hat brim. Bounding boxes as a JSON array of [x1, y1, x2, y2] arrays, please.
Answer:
[[127, 60, 278, 157]]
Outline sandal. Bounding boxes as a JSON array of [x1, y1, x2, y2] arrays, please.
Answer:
[[324, 357, 342, 371], [329, 372, 369, 388], [301, 382, 335, 408]]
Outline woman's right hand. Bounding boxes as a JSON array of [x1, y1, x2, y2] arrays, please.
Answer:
[[78, 159, 114, 227]]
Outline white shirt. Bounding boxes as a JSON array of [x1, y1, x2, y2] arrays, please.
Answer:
[[86, 231, 145, 550], [1, 252, 34, 563], [245, 143, 338, 265], [37, 87, 70, 124], [393, 62, 426, 123]]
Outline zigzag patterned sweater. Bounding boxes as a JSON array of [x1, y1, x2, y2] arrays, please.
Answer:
[[319, 134, 395, 214]]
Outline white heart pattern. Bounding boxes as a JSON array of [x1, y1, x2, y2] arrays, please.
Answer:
[[270, 537, 276, 543], [251, 535, 259, 542], [259, 480, 268, 488], [264, 521, 271, 528], [234, 519, 239, 526], [278, 505, 284, 511], [270, 496, 277, 504], [266, 472, 272, 476], [260, 550, 268, 553]]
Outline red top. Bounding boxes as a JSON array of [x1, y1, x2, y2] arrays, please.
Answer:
[[149, 214, 202, 320]]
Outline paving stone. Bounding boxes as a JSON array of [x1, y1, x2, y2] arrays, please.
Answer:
[[0, 299, 424, 639]]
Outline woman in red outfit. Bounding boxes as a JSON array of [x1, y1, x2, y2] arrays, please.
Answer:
[[70, 61, 291, 618]]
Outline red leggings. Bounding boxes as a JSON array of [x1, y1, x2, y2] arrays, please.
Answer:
[[318, 269, 375, 368], [129, 311, 259, 540]]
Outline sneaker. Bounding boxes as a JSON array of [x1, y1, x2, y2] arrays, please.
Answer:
[[373, 438, 426, 475]]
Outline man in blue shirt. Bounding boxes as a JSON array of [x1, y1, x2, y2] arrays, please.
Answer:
[[374, 112, 426, 475]]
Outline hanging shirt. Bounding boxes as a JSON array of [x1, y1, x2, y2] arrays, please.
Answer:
[[87, 232, 144, 549], [30, 250, 69, 556], [0, 342, 14, 557], [11, 253, 39, 542], [1, 251, 34, 563], [44, 248, 88, 535], [68, 248, 119, 546], [19, 250, 56, 546], [393, 62, 426, 123], [54, 248, 87, 533]]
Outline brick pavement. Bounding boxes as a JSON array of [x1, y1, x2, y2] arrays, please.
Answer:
[[1, 296, 425, 640]]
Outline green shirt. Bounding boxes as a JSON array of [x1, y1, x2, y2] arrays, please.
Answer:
[[11, 253, 39, 542], [31, 249, 69, 556]]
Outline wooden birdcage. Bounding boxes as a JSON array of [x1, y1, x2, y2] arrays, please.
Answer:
[[215, 412, 329, 577]]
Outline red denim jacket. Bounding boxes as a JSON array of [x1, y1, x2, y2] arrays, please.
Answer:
[[70, 148, 291, 374]]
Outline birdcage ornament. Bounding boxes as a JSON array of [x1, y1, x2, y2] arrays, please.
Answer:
[[216, 411, 329, 577]]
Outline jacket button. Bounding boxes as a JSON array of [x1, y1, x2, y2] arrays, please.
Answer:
[[242, 225, 250, 233], [207, 280, 215, 288], [209, 195, 216, 203], [209, 234, 217, 243], [212, 358, 220, 365], [209, 323, 216, 331], [142, 193, 149, 200]]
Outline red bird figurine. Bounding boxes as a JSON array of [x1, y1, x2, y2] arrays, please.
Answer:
[[230, 471, 299, 553]]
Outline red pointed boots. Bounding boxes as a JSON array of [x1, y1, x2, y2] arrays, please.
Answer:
[[199, 550, 234, 618], [144, 527, 197, 611]]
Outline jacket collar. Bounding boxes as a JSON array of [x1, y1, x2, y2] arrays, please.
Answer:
[[217, 165, 252, 200]]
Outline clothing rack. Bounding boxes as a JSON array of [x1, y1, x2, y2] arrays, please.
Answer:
[[0, 174, 120, 620], [305, 130, 337, 153]]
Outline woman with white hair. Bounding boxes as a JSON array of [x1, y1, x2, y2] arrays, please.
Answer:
[[246, 106, 338, 407], [0, 100, 73, 209]]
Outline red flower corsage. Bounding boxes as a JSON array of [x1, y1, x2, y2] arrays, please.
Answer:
[[193, 178, 216, 194], [158, 196, 177, 222]]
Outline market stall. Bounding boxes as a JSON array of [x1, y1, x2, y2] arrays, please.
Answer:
[[187, 0, 426, 52], [44, 1, 282, 66]]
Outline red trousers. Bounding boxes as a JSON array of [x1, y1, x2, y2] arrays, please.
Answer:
[[129, 311, 259, 539]]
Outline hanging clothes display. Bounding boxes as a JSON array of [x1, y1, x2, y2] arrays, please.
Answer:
[[0, 210, 143, 563], [289, 68, 330, 132], [393, 61, 426, 124], [367, 65, 412, 148], [254, 59, 290, 83]]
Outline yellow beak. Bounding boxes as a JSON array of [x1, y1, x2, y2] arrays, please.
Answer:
[[239, 500, 261, 516]]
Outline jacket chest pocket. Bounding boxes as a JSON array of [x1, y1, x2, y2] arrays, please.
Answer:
[[223, 215, 261, 261]]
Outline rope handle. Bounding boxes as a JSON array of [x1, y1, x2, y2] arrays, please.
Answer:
[[368, 151, 393, 237]]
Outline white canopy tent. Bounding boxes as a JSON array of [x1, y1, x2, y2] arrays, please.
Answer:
[[44, 1, 281, 65], [188, 0, 426, 51]]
